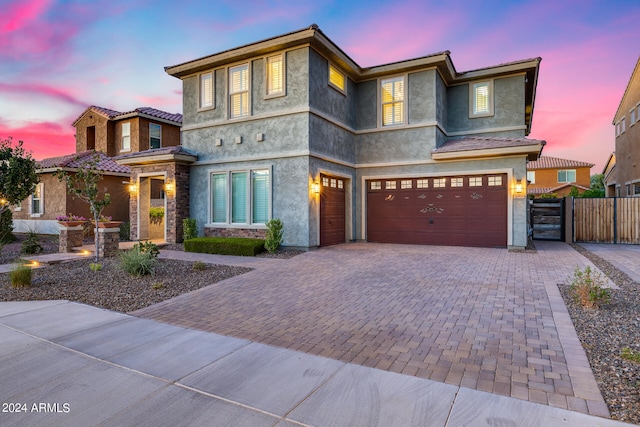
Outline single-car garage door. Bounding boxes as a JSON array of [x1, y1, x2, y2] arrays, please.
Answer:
[[367, 174, 507, 247], [320, 174, 346, 246]]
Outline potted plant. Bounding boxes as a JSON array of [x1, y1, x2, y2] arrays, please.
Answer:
[[93, 215, 122, 228], [56, 213, 86, 227]]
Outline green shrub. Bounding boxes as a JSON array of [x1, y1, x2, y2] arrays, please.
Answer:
[[135, 240, 160, 258], [119, 242, 159, 276], [265, 218, 284, 253], [0, 209, 16, 244], [185, 237, 265, 256], [569, 265, 611, 308], [192, 260, 207, 271], [89, 262, 102, 272], [10, 263, 32, 288], [183, 218, 197, 241], [21, 231, 43, 255], [119, 221, 131, 241]]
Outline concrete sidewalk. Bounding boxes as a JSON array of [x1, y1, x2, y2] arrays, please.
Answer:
[[0, 300, 634, 427]]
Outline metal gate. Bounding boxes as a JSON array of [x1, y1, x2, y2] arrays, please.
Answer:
[[531, 198, 564, 241]]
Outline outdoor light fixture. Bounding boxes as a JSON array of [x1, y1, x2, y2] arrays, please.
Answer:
[[128, 183, 137, 195], [312, 181, 320, 194], [0, 198, 7, 205], [515, 179, 524, 194], [164, 180, 176, 197]]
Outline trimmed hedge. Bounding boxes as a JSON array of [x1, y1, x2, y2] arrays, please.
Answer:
[[184, 237, 265, 256]]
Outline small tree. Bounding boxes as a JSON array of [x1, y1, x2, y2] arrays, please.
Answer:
[[55, 152, 111, 261], [265, 218, 284, 253], [0, 137, 39, 216]]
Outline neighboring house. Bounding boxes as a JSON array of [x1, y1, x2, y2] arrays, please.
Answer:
[[12, 151, 131, 234], [73, 106, 182, 156], [132, 24, 544, 248], [612, 56, 640, 197], [603, 152, 617, 197], [526, 156, 594, 197]]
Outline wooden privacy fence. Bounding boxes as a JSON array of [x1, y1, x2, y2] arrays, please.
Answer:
[[573, 197, 640, 244]]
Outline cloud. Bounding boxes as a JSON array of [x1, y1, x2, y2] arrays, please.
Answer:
[[0, 82, 87, 108], [1, 0, 51, 32], [0, 118, 76, 160]]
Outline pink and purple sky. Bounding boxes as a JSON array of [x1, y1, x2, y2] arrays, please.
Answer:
[[1, 0, 639, 173]]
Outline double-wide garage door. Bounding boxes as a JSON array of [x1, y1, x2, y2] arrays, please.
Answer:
[[367, 174, 507, 247]]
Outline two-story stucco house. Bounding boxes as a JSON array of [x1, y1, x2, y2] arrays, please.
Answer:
[[611, 56, 640, 197], [162, 24, 544, 249]]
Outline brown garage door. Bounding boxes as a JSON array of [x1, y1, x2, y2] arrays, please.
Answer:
[[320, 174, 346, 246], [367, 174, 507, 247]]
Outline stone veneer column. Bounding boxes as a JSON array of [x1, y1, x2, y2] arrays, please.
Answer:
[[97, 228, 120, 258], [59, 226, 83, 252]]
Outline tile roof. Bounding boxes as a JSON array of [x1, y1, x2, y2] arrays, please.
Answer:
[[527, 156, 594, 170], [37, 150, 130, 174], [433, 136, 546, 153], [113, 145, 196, 161], [73, 105, 182, 126], [119, 107, 183, 124], [528, 183, 590, 195]]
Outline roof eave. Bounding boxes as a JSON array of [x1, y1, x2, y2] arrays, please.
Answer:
[[432, 143, 544, 162], [115, 153, 197, 166], [113, 112, 182, 127]]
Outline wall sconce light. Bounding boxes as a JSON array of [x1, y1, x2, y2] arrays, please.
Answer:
[[311, 181, 320, 194], [0, 198, 7, 206], [515, 179, 524, 194], [164, 180, 176, 197], [128, 183, 137, 195]]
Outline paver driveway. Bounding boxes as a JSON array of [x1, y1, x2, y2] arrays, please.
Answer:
[[133, 241, 610, 417]]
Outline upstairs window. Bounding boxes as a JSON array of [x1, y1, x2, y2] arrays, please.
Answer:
[[229, 64, 249, 119], [470, 81, 494, 117], [381, 76, 404, 126], [266, 54, 284, 96], [121, 122, 130, 151], [616, 118, 626, 136], [200, 72, 214, 109], [328, 63, 345, 93], [558, 169, 576, 183], [150, 123, 161, 149], [527, 171, 536, 184]]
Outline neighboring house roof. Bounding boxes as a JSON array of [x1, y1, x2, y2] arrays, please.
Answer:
[[527, 156, 594, 170], [113, 146, 198, 166], [603, 152, 616, 176], [528, 183, 590, 195], [72, 105, 183, 127], [431, 136, 545, 161], [165, 24, 541, 134], [37, 150, 131, 174]]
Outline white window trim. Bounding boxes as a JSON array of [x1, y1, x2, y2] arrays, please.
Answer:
[[207, 166, 272, 227], [29, 182, 44, 217], [199, 71, 215, 110], [469, 80, 494, 118], [379, 74, 407, 128], [121, 122, 131, 152], [557, 169, 577, 183], [265, 53, 286, 99], [527, 171, 536, 184], [228, 63, 251, 119], [328, 63, 346, 95], [149, 123, 162, 149], [631, 107, 636, 127]]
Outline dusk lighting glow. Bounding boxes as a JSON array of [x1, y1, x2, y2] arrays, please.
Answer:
[[2, 0, 639, 172]]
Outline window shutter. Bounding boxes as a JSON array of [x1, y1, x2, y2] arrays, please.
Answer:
[[200, 73, 213, 108], [381, 77, 404, 126], [252, 170, 269, 223], [211, 174, 227, 223], [267, 55, 283, 95], [474, 84, 489, 114], [231, 172, 247, 223], [230, 65, 249, 118]]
